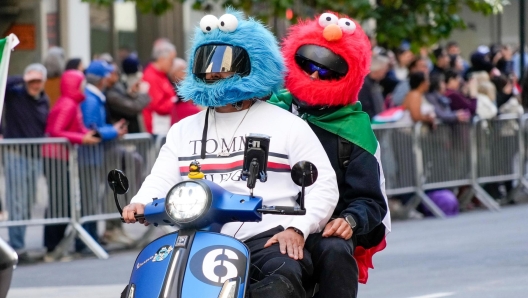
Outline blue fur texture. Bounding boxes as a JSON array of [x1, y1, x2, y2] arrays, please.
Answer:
[[178, 9, 284, 107]]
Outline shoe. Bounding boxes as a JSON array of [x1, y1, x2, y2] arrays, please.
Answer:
[[102, 228, 135, 246], [44, 252, 73, 263], [16, 251, 40, 265]]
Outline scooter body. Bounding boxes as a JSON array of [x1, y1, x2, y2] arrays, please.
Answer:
[[0, 237, 17, 298]]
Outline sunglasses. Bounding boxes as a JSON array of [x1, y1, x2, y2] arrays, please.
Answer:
[[295, 56, 344, 80]]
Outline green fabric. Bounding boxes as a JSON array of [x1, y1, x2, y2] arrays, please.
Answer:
[[269, 90, 378, 156], [0, 38, 6, 62]]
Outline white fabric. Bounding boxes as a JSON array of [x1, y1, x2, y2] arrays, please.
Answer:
[[132, 101, 339, 241], [152, 112, 172, 135], [476, 94, 498, 120], [86, 83, 106, 102]]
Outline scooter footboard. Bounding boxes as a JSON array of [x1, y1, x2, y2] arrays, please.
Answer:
[[125, 231, 250, 298]]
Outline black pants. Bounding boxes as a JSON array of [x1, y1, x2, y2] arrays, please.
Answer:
[[305, 233, 358, 298], [245, 226, 313, 298]]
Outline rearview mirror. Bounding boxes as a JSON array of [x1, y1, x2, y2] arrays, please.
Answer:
[[107, 169, 129, 195], [291, 161, 318, 187]]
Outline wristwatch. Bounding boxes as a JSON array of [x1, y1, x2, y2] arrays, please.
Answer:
[[288, 227, 304, 237], [343, 214, 357, 232]]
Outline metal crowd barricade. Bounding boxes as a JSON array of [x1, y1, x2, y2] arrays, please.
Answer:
[[74, 133, 156, 258], [0, 138, 77, 246], [470, 115, 521, 210]]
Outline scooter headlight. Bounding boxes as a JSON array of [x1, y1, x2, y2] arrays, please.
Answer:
[[165, 181, 211, 223]]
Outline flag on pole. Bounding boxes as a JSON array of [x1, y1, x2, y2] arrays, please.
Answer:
[[0, 34, 20, 118]]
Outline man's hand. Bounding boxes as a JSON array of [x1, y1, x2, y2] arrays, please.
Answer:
[[113, 119, 128, 138], [322, 218, 353, 240], [122, 203, 148, 226], [264, 228, 305, 260]]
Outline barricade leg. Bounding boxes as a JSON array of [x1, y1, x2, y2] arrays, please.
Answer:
[[73, 222, 109, 259], [416, 190, 446, 218], [471, 184, 501, 211]]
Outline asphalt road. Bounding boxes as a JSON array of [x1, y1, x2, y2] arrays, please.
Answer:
[[5, 204, 528, 298]]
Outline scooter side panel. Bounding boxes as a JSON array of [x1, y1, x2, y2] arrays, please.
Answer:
[[129, 232, 179, 297], [182, 231, 250, 298]]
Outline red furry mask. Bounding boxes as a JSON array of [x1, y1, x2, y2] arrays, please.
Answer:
[[282, 13, 371, 106]]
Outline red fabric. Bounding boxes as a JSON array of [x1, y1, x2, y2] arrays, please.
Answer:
[[282, 13, 371, 107], [170, 100, 201, 124], [354, 236, 387, 284], [142, 64, 176, 133], [43, 70, 89, 160]]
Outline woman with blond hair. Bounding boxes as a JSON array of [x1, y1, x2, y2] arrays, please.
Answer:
[[476, 81, 498, 119]]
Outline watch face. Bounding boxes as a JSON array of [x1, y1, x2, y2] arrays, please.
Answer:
[[345, 215, 357, 229]]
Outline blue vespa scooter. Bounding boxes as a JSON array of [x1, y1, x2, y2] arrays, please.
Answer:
[[109, 134, 318, 298]]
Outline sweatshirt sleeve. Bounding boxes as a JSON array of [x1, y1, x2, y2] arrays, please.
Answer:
[[81, 96, 118, 140], [286, 118, 339, 239], [339, 143, 387, 236], [131, 123, 183, 205], [149, 81, 175, 115]]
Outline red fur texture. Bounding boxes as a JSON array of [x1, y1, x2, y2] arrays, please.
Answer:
[[282, 13, 371, 106]]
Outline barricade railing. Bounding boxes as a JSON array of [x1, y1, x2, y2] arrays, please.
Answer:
[[520, 114, 528, 190]]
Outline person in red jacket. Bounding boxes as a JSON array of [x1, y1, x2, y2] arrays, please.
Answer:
[[169, 57, 201, 124], [142, 38, 177, 135], [42, 70, 100, 261]]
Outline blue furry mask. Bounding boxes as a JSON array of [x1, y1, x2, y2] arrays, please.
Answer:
[[178, 10, 284, 107]]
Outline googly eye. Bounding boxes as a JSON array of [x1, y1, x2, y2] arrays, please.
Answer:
[[319, 13, 338, 28], [218, 14, 238, 33], [200, 15, 219, 33], [338, 18, 356, 34]]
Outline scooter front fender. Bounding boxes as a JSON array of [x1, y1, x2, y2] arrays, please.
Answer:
[[126, 231, 250, 298]]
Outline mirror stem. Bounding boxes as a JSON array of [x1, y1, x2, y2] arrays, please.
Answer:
[[112, 181, 124, 215]]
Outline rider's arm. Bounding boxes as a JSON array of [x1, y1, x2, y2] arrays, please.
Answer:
[[130, 124, 183, 205], [286, 118, 339, 239], [340, 143, 387, 236]]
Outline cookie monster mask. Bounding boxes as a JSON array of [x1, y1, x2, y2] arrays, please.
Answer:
[[282, 12, 371, 107], [178, 9, 284, 107]]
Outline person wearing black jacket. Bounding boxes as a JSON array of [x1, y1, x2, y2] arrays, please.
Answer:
[[1, 64, 49, 262], [269, 13, 390, 298]]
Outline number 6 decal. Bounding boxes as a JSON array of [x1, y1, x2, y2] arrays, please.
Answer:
[[202, 248, 239, 283]]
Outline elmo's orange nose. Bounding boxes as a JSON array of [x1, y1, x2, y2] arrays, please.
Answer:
[[323, 24, 342, 42]]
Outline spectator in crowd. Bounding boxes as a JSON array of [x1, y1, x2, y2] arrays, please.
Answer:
[[65, 58, 84, 72], [358, 55, 390, 119], [426, 73, 470, 124], [43, 70, 101, 261], [378, 49, 400, 98], [466, 46, 499, 80], [430, 47, 450, 77], [393, 41, 414, 81], [513, 46, 528, 79], [401, 71, 436, 125], [476, 80, 498, 119], [79, 60, 127, 253], [142, 38, 177, 135], [106, 59, 150, 134], [492, 75, 524, 115], [447, 41, 469, 71], [391, 57, 430, 106], [43, 47, 65, 107], [170, 58, 201, 124], [494, 45, 514, 77], [444, 70, 477, 116], [1, 64, 49, 262]]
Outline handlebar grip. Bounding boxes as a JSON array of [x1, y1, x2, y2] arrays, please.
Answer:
[[120, 213, 145, 223]]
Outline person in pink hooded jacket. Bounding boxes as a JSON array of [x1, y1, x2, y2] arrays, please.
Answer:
[[42, 70, 100, 260]]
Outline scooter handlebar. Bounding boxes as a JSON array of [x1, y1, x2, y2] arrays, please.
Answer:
[[257, 206, 306, 215]]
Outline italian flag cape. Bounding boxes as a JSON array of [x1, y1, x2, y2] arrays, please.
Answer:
[[269, 90, 391, 283], [0, 34, 20, 118]]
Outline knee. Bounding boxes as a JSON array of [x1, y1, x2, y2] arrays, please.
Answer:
[[313, 237, 353, 260], [260, 257, 302, 281]]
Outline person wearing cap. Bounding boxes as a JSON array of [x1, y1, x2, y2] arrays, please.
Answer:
[[142, 38, 177, 135], [78, 60, 128, 253], [1, 63, 49, 262]]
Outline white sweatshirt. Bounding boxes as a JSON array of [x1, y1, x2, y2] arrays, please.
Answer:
[[131, 101, 339, 241]]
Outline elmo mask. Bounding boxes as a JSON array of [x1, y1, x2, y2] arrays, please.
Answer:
[[282, 12, 371, 107]]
